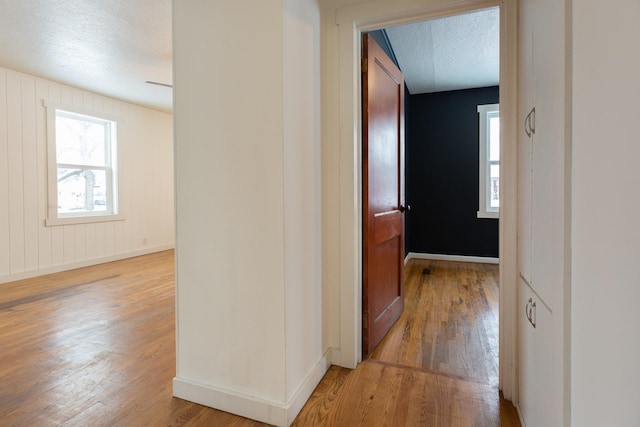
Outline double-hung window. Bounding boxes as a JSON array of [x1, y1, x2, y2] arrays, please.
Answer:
[[45, 103, 123, 225], [477, 103, 500, 219]]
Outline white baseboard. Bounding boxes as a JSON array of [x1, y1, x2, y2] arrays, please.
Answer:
[[326, 346, 357, 369], [516, 403, 527, 427], [287, 350, 332, 424], [173, 351, 330, 427], [0, 244, 175, 284], [405, 252, 499, 265]]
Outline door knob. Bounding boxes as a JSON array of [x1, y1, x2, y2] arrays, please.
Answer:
[[399, 205, 406, 213]]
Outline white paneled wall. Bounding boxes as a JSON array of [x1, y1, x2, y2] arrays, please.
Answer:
[[0, 67, 174, 283]]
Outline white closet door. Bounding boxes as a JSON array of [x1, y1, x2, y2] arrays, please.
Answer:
[[530, 0, 566, 309], [517, 0, 535, 285], [517, 0, 568, 425]]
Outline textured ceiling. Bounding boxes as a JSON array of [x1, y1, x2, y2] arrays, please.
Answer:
[[0, 3, 498, 113], [385, 7, 500, 94], [0, 0, 172, 112]]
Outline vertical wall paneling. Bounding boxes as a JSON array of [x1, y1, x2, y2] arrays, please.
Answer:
[[142, 110, 153, 247], [35, 79, 52, 268], [0, 70, 9, 275], [50, 226, 64, 266], [7, 71, 25, 273], [72, 93, 92, 261], [84, 223, 97, 260], [112, 95, 124, 253], [72, 89, 86, 263], [63, 225, 76, 264], [94, 222, 106, 259], [74, 223, 87, 261], [0, 67, 174, 283], [118, 103, 133, 252], [21, 77, 39, 271], [128, 103, 137, 252], [101, 98, 115, 255], [104, 223, 115, 255], [47, 84, 64, 266], [59, 87, 75, 264], [136, 106, 146, 249]]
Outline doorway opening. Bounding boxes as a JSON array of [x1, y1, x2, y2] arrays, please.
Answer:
[[333, 0, 518, 400], [361, 6, 501, 388]]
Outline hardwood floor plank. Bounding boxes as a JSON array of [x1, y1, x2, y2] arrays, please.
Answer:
[[370, 259, 500, 386], [0, 252, 519, 426], [290, 366, 351, 427], [313, 359, 512, 426], [294, 259, 518, 426]]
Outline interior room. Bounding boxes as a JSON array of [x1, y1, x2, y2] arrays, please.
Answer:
[[1, 1, 639, 426]]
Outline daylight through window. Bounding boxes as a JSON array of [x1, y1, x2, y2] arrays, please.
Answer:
[[477, 103, 499, 219], [45, 103, 122, 225]]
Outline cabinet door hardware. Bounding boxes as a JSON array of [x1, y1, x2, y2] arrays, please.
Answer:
[[524, 107, 536, 137], [526, 297, 537, 328]]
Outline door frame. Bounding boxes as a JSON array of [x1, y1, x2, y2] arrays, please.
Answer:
[[333, 0, 519, 401]]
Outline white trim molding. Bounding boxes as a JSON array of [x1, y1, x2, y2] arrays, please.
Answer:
[[0, 245, 174, 285], [173, 352, 330, 427], [43, 100, 123, 226], [405, 252, 499, 265], [477, 103, 500, 219]]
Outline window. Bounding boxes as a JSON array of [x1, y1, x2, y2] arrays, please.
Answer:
[[477, 103, 500, 219], [45, 102, 123, 225]]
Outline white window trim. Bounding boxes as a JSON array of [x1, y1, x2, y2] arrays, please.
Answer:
[[477, 103, 499, 219], [44, 100, 125, 226]]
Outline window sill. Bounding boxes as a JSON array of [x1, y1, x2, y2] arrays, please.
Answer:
[[477, 210, 499, 219], [45, 213, 126, 227]]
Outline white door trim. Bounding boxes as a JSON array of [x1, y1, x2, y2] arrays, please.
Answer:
[[333, 0, 519, 401]]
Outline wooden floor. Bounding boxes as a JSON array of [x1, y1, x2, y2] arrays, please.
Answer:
[[369, 260, 500, 384], [0, 251, 519, 426], [293, 259, 519, 427]]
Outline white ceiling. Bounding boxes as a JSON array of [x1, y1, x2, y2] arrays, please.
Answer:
[[385, 7, 500, 94], [0, 3, 498, 113], [0, 0, 173, 113]]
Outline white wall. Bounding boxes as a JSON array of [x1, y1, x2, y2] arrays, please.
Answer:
[[572, 2, 640, 426], [283, 0, 324, 405], [174, 0, 287, 403], [0, 67, 174, 284], [173, 1, 323, 426]]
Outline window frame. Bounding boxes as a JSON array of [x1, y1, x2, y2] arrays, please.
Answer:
[[477, 103, 500, 219], [44, 101, 125, 226]]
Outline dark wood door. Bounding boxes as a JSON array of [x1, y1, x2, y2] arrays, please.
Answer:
[[362, 34, 405, 355]]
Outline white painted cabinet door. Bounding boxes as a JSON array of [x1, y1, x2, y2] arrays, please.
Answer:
[[518, 279, 537, 426], [530, 0, 567, 310], [517, 0, 535, 285], [517, 0, 568, 425], [533, 300, 564, 427]]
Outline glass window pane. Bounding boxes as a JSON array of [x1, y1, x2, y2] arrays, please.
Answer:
[[56, 112, 108, 166], [490, 164, 500, 178], [489, 115, 500, 161], [490, 180, 500, 208], [57, 168, 107, 214], [490, 164, 499, 208]]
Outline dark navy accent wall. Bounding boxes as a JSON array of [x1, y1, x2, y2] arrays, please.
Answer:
[[405, 86, 499, 258]]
